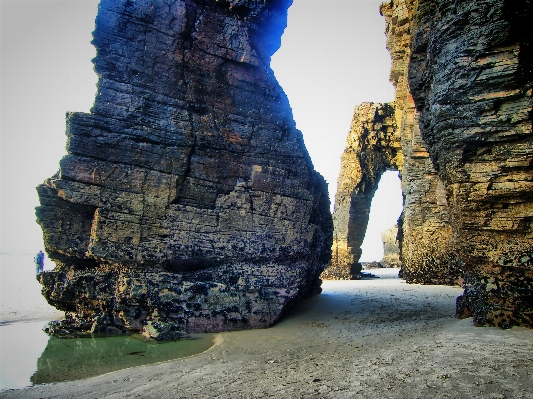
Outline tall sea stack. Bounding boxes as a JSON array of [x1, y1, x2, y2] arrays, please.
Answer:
[[35, 0, 332, 339]]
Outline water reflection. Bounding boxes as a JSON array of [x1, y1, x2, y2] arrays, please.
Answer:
[[0, 321, 214, 390], [0, 321, 50, 390]]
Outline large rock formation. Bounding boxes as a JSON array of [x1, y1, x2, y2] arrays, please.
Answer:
[[35, 0, 332, 339], [323, 102, 399, 280], [407, 0, 533, 327], [325, 14, 460, 284], [380, 0, 462, 285], [329, 0, 532, 328]]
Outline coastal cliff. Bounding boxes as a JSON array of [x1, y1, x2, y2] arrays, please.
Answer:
[[330, 0, 532, 327], [407, 0, 533, 327], [323, 102, 399, 280], [35, 0, 332, 339], [381, 224, 401, 268], [381, 0, 461, 285], [325, 5, 459, 285]]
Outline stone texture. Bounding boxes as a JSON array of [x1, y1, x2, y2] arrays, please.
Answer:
[[325, 4, 461, 284], [323, 102, 399, 280], [406, 0, 533, 327], [380, 224, 401, 268], [35, 0, 332, 339], [328, 0, 531, 314], [381, 0, 462, 285]]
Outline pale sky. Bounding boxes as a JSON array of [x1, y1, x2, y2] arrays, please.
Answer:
[[0, 0, 401, 261]]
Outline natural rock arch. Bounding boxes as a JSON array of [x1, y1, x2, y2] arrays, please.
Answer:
[[323, 100, 460, 286], [322, 102, 401, 279], [34, 0, 533, 333], [326, 0, 533, 329]]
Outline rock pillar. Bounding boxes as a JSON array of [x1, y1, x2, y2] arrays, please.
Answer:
[[35, 0, 332, 339], [407, 0, 533, 327], [323, 102, 399, 280]]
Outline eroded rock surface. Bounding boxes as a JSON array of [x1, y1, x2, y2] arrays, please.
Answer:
[[330, 0, 532, 328], [326, 2, 461, 285], [323, 102, 398, 280], [407, 0, 533, 327], [381, 0, 461, 285], [36, 0, 332, 339]]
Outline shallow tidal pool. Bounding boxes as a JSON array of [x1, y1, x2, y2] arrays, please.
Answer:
[[0, 321, 214, 390]]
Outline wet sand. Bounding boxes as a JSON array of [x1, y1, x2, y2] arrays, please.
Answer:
[[1, 268, 533, 398]]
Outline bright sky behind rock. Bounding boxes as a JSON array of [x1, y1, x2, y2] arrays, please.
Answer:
[[1, 0, 402, 261]]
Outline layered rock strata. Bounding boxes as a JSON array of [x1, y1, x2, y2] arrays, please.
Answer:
[[36, 0, 332, 339], [407, 0, 533, 327], [326, 2, 462, 284], [380, 0, 462, 285], [325, 38, 459, 284], [329, 0, 531, 327]]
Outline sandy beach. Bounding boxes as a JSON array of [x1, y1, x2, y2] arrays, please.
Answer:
[[1, 268, 533, 398]]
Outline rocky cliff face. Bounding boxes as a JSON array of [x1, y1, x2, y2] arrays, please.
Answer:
[[36, 0, 332, 339], [407, 0, 533, 327], [325, 2, 460, 285], [380, 0, 462, 285], [330, 0, 532, 328]]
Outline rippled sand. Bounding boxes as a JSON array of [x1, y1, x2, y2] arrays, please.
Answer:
[[2, 268, 533, 398]]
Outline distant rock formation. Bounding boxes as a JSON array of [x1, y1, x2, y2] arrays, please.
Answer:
[[323, 102, 399, 280], [324, 99, 457, 284], [381, 0, 461, 285], [380, 224, 401, 268], [324, 0, 462, 284], [35, 0, 332, 339], [329, 0, 532, 328]]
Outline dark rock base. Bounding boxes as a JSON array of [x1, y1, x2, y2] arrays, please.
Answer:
[[39, 261, 323, 340], [456, 265, 533, 329]]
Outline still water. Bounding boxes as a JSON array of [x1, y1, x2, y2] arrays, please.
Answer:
[[0, 254, 215, 390], [0, 320, 214, 390]]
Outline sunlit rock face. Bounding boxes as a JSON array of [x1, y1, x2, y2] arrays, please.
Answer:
[[35, 0, 332, 339], [407, 0, 533, 327], [381, 0, 461, 285], [326, 1, 463, 284], [324, 10, 460, 284]]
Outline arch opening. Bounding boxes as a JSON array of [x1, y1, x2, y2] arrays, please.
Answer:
[[359, 170, 403, 266]]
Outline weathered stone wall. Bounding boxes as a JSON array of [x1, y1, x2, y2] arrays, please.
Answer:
[[325, 1, 461, 285], [407, 0, 533, 327], [381, 0, 461, 285], [36, 0, 332, 339]]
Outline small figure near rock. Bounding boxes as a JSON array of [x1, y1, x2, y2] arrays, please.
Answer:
[[34, 250, 44, 274]]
